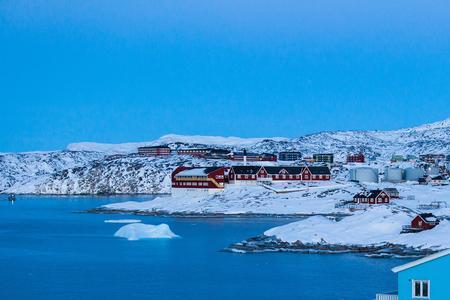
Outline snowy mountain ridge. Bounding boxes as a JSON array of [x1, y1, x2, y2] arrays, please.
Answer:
[[2, 117, 450, 195]]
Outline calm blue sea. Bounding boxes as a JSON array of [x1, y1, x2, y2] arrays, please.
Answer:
[[0, 196, 405, 300]]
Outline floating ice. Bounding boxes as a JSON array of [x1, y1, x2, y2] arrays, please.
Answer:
[[104, 219, 141, 224], [114, 223, 179, 241]]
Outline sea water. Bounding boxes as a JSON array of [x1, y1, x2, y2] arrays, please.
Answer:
[[0, 196, 405, 300]]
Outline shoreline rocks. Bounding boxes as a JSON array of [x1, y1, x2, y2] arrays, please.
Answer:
[[225, 235, 438, 257]]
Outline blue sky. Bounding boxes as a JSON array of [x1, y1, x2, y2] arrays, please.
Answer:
[[1, 0, 450, 152]]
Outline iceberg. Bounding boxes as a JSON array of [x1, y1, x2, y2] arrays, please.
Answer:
[[104, 219, 141, 224], [114, 223, 179, 241]]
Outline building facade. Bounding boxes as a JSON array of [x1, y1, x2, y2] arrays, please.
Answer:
[[228, 152, 277, 162], [353, 189, 391, 205], [229, 165, 331, 183], [347, 153, 365, 163], [411, 214, 440, 231], [177, 148, 230, 158], [391, 249, 450, 300], [313, 153, 334, 164], [278, 151, 302, 161], [138, 145, 171, 156], [171, 166, 227, 195], [228, 166, 262, 184]]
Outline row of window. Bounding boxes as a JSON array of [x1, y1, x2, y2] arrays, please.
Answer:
[[232, 174, 329, 180], [173, 182, 209, 187]]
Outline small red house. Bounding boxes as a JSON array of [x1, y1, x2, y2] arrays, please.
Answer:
[[353, 189, 391, 204], [411, 213, 440, 231], [347, 153, 365, 163]]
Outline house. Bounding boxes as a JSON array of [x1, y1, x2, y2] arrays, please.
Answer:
[[262, 166, 304, 182], [430, 175, 448, 186], [278, 151, 302, 161], [411, 213, 440, 231], [313, 153, 334, 164], [177, 148, 230, 158], [177, 148, 213, 157], [384, 188, 400, 199], [138, 145, 171, 156], [347, 153, 365, 163], [377, 249, 450, 300], [228, 151, 277, 162], [306, 166, 332, 181], [228, 165, 331, 183], [228, 166, 262, 184], [353, 189, 391, 205], [171, 166, 227, 195]]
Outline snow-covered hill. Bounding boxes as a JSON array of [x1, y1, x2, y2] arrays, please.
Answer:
[[2, 118, 450, 195]]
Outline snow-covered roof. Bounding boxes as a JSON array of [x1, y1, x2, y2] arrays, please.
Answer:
[[176, 168, 209, 177], [392, 249, 450, 273]]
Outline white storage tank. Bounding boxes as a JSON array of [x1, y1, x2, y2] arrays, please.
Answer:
[[350, 167, 379, 183], [384, 167, 404, 183], [404, 167, 425, 181]]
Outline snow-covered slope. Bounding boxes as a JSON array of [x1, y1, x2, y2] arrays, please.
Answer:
[[2, 117, 450, 195]]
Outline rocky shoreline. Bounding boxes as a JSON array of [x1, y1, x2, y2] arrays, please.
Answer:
[[225, 235, 438, 258], [85, 207, 351, 218]]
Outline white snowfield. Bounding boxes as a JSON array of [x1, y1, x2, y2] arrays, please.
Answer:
[[114, 223, 179, 240], [67, 134, 288, 154], [264, 206, 450, 251], [103, 183, 358, 215], [102, 181, 450, 218]]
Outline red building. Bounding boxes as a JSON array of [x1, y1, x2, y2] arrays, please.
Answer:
[[306, 166, 332, 181], [229, 165, 331, 183], [138, 145, 171, 156], [228, 151, 277, 162], [411, 214, 440, 231], [171, 166, 227, 194], [353, 189, 391, 204], [229, 166, 262, 183], [262, 166, 303, 181], [347, 153, 365, 163]]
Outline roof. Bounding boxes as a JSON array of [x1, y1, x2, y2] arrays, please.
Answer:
[[392, 249, 450, 273], [279, 151, 302, 154], [231, 152, 261, 157], [176, 167, 222, 177], [384, 188, 399, 193], [138, 145, 170, 149], [308, 166, 331, 175], [231, 166, 262, 175], [264, 166, 303, 175], [418, 213, 439, 223], [368, 189, 387, 198], [431, 175, 445, 180]]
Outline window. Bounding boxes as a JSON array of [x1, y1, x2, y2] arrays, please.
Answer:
[[412, 280, 430, 299]]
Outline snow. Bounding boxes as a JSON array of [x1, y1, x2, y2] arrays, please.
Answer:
[[67, 134, 288, 154], [104, 219, 142, 224], [103, 182, 357, 215], [114, 223, 179, 240], [157, 134, 289, 147], [177, 168, 208, 177], [264, 206, 450, 251]]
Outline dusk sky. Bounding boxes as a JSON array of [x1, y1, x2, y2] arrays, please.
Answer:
[[1, 0, 450, 152]]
